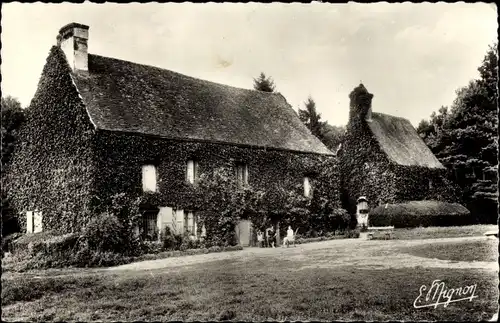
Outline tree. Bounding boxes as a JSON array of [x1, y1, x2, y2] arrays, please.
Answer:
[[1, 96, 25, 237], [321, 124, 346, 152], [298, 96, 326, 141], [417, 44, 498, 223], [2, 96, 25, 169], [253, 72, 276, 92]]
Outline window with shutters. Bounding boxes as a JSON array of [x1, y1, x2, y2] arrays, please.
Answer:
[[142, 165, 157, 192], [186, 160, 199, 184], [236, 163, 249, 187], [304, 176, 311, 197]]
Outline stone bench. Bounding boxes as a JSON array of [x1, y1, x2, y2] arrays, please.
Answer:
[[484, 230, 498, 238], [367, 226, 395, 240]]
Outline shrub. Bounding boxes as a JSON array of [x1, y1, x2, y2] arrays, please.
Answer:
[[2, 232, 23, 255], [370, 211, 472, 228], [140, 241, 163, 254], [345, 229, 360, 238], [81, 213, 125, 253], [160, 227, 178, 251]]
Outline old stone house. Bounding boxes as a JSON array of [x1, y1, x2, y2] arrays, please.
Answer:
[[338, 84, 469, 226], [7, 23, 334, 246]]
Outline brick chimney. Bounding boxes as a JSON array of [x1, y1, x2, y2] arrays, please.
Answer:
[[349, 84, 373, 123], [57, 23, 89, 72]]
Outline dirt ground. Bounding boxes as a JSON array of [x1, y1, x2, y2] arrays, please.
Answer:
[[109, 236, 499, 273]]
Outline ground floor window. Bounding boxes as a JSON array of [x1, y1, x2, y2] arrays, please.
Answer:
[[184, 211, 198, 237], [142, 209, 159, 240]]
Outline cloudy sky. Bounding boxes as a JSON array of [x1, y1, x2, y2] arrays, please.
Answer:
[[1, 2, 497, 126]]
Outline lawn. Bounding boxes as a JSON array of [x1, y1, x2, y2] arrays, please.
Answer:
[[2, 235, 498, 321], [401, 238, 498, 262], [389, 224, 497, 240]]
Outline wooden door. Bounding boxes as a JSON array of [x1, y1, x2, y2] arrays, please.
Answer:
[[237, 220, 251, 247]]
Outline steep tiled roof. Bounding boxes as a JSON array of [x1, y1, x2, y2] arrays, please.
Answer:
[[368, 112, 445, 168], [71, 54, 333, 155]]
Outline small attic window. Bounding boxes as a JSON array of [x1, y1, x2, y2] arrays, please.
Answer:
[[304, 176, 312, 197]]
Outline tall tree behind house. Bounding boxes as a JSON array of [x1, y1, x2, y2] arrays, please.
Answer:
[[416, 43, 498, 223], [253, 72, 276, 92], [298, 96, 325, 141], [1, 96, 26, 236], [298, 96, 346, 152]]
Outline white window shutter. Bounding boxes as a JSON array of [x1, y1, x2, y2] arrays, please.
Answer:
[[26, 211, 33, 233], [142, 165, 157, 192], [187, 160, 194, 184], [33, 211, 43, 233]]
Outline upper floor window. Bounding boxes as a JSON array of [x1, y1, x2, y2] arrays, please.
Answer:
[[236, 163, 249, 187], [186, 160, 199, 184], [304, 176, 311, 197], [142, 165, 157, 192]]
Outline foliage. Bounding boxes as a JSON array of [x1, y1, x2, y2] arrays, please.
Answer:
[[297, 95, 345, 152], [416, 43, 498, 222], [298, 96, 326, 141], [369, 210, 473, 228], [5, 46, 96, 233], [196, 167, 262, 247], [160, 226, 181, 251], [339, 85, 460, 217], [81, 213, 126, 253], [252, 72, 276, 92], [321, 123, 345, 152], [1, 96, 25, 237]]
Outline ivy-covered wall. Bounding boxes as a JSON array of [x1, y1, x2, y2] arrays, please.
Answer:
[[6, 47, 338, 235], [91, 130, 334, 215], [338, 116, 398, 215], [6, 46, 98, 233], [339, 88, 460, 216]]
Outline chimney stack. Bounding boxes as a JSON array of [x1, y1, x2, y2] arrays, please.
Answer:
[[349, 83, 373, 122], [57, 23, 89, 72]]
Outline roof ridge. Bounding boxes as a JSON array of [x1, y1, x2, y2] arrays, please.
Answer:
[[88, 53, 282, 98], [372, 111, 412, 123]]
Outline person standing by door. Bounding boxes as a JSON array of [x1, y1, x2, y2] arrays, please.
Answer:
[[257, 230, 264, 248], [266, 226, 276, 248]]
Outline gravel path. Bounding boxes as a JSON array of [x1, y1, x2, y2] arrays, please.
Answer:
[[108, 235, 498, 272]]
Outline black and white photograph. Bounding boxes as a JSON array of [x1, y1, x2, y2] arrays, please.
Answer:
[[1, 2, 498, 321]]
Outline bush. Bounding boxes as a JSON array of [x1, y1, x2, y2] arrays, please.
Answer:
[[370, 212, 472, 228], [2, 232, 23, 255], [140, 241, 163, 254], [160, 227, 177, 251], [345, 229, 360, 238], [81, 213, 125, 253]]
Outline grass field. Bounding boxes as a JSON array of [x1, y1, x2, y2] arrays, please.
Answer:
[[401, 238, 498, 262], [390, 224, 498, 240], [2, 225, 498, 321]]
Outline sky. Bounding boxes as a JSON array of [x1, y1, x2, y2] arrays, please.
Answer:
[[1, 2, 497, 126]]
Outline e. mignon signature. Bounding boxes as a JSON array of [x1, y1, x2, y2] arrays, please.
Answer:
[[413, 279, 478, 309]]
